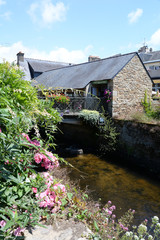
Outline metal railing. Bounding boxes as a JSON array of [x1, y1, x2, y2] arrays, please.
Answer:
[[40, 96, 109, 114]]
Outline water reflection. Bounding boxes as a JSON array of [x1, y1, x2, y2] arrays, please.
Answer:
[[65, 154, 160, 225]]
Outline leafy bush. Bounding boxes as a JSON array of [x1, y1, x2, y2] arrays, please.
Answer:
[[141, 90, 160, 120], [78, 109, 119, 154], [78, 110, 100, 126], [97, 112, 119, 153], [0, 62, 64, 239]]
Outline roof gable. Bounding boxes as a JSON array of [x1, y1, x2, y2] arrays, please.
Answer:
[[34, 52, 137, 89]]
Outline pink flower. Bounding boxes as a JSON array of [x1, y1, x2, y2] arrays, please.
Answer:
[[4, 160, 9, 165], [53, 183, 66, 193], [43, 172, 50, 179], [107, 210, 112, 215], [123, 227, 128, 231], [13, 227, 25, 236], [34, 151, 59, 170], [0, 128, 2, 133], [37, 189, 56, 208], [34, 153, 43, 164], [38, 189, 49, 199], [109, 205, 116, 211], [32, 187, 37, 193], [51, 206, 60, 213], [22, 133, 30, 142], [0, 220, 6, 228], [30, 140, 40, 146]]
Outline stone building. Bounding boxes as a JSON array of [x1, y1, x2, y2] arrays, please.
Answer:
[[17, 52, 152, 119]]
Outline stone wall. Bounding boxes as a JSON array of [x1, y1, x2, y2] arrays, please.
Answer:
[[114, 120, 160, 179], [112, 55, 152, 119]]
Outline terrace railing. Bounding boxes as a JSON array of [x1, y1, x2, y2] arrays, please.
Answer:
[[41, 96, 109, 114]]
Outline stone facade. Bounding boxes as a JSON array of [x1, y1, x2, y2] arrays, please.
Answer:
[[111, 55, 152, 119]]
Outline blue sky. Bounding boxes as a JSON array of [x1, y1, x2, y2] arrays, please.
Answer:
[[1, 0, 160, 64]]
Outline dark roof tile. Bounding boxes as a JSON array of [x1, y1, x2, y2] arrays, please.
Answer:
[[33, 52, 137, 89], [26, 58, 73, 72]]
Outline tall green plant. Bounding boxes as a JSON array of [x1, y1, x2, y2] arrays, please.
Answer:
[[78, 109, 119, 154], [141, 90, 160, 120], [141, 90, 152, 116]]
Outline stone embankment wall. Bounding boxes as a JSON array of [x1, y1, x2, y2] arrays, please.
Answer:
[[114, 120, 160, 179]]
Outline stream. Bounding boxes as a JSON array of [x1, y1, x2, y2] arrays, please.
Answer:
[[63, 153, 160, 226]]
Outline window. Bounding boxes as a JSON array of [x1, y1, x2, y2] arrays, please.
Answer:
[[149, 66, 154, 70], [155, 66, 160, 70]]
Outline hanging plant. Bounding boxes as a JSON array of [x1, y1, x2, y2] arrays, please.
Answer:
[[104, 89, 112, 103]]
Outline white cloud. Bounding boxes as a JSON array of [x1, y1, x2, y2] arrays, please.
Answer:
[[42, 1, 66, 24], [0, 41, 92, 64], [28, 2, 38, 23], [0, 0, 6, 6], [128, 8, 143, 24], [148, 28, 160, 48], [0, 11, 11, 20], [28, 0, 67, 27]]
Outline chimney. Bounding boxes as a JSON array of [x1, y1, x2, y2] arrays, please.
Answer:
[[88, 55, 100, 62], [17, 52, 24, 65], [138, 45, 148, 53]]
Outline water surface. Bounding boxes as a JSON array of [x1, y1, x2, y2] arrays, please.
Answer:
[[65, 154, 160, 225]]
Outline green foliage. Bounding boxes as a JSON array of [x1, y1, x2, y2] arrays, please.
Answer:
[[0, 61, 61, 146], [141, 90, 152, 116], [0, 61, 62, 239], [78, 110, 100, 126], [79, 109, 119, 154], [141, 90, 160, 120], [97, 111, 119, 154]]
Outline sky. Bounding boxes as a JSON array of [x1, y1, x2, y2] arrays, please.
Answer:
[[1, 0, 160, 64]]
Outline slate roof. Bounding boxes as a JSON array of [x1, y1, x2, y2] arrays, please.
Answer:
[[34, 52, 138, 89], [138, 52, 152, 62], [26, 58, 73, 73], [139, 51, 160, 62], [148, 69, 160, 79]]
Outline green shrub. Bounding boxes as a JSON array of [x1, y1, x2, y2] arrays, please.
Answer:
[[78, 109, 119, 154], [78, 109, 100, 126], [141, 90, 160, 121]]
